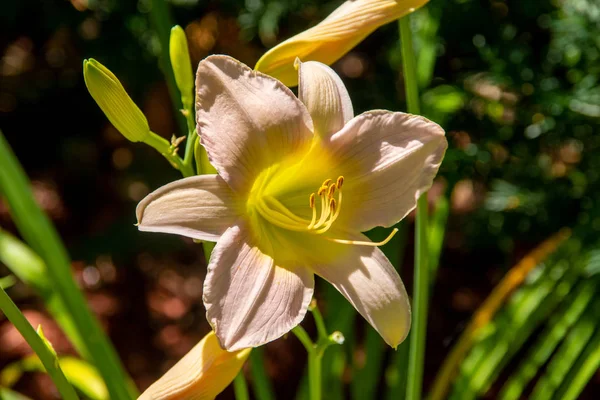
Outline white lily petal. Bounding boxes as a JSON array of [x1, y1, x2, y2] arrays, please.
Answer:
[[327, 110, 447, 232], [196, 55, 314, 194], [298, 60, 353, 139], [310, 236, 411, 348], [136, 175, 240, 242], [138, 330, 250, 400], [204, 224, 314, 351]]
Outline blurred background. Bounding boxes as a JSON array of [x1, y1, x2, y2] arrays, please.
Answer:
[[1, 0, 600, 398]]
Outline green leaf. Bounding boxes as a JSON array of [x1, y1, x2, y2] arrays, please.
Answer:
[[554, 325, 600, 400], [1, 355, 108, 400], [499, 279, 598, 400], [0, 131, 135, 399], [0, 387, 33, 400], [0, 287, 78, 400], [0, 276, 16, 290], [529, 296, 600, 399], [449, 237, 583, 398]]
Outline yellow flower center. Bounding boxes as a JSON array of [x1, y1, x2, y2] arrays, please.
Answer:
[[248, 165, 396, 247]]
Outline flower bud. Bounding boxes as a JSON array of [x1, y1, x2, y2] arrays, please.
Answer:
[[255, 0, 429, 87], [138, 331, 251, 400], [83, 59, 150, 142], [169, 25, 194, 109]]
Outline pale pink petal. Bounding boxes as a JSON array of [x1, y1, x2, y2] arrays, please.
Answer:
[[204, 224, 314, 351], [196, 55, 314, 194], [298, 60, 353, 139], [136, 175, 240, 242], [310, 236, 411, 348], [327, 110, 447, 232]]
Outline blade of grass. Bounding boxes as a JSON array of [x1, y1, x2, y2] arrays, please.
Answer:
[[449, 234, 582, 399], [499, 278, 598, 400], [0, 228, 86, 357], [0, 387, 34, 400], [0, 275, 16, 289], [529, 296, 600, 399], [0, 132, 135, 399], [429, 229, 571, 400], [553, 323, 600, 400], [1, 355, 108, 400], [0, 287, 78, 400]]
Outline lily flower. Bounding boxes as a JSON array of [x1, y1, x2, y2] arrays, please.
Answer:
[[138, 330, 250, 400], [255, 0, 429, 86], [136, 55, 446, 351]]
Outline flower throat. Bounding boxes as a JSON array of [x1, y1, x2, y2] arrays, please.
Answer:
[[249, 168, 397, 247]]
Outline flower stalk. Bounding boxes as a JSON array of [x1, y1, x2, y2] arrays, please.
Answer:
[[168, 25, 200, 173], [399, 15, 429, 400], [293, 301, 345, 400]]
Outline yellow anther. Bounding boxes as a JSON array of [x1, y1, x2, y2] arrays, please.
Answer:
[[317, 186, 328, 196], [329, 198, 337, 214], [327, 184, 336, 198], [309, 193, 316, 208], [322, 178, 332, 187], [336, 176, 344, 189]]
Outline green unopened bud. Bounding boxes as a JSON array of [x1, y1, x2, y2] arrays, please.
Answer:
[[169, 25, 194, 108], [83, 58, 150, 142]]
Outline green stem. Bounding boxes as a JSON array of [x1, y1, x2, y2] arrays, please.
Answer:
[[148, 0, 187, 138], [292, 307, 344, 400], [308, 351, 323, 400], [145, 131, 194, 178], [400, 16, 429, 400], [183, 124, 197, 171], [0, 287, 78, 400], [0, 132, 136, 400], [293, 325, 314, 353], [233, 372, 250, 400], [310, 301, 328, 340], [249, 348, 275, 400]]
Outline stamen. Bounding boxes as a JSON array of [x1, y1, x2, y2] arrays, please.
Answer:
[[336, 176, 344, 189], [317, 186, 328, 196], [327, 184, 336, 198], [325, 228, 399, 247], [322, 178, 332, 187], [256, 200, 308, 232], [314, 191, 331, 229], [308, 193, 317, 229], [263, 196, 308, 225]]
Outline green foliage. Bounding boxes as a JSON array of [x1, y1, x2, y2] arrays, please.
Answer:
[[1, 356, 108, 400], [445, 229, 600, 399]]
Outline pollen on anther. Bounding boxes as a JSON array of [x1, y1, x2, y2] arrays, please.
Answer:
[[330, 198, 337, 213], [322, 178, 332, 187], [328, 185, 336, 198], [318, 186, 328, 196], [309, 193, 316, 208], [336, 176, 344, 189]]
